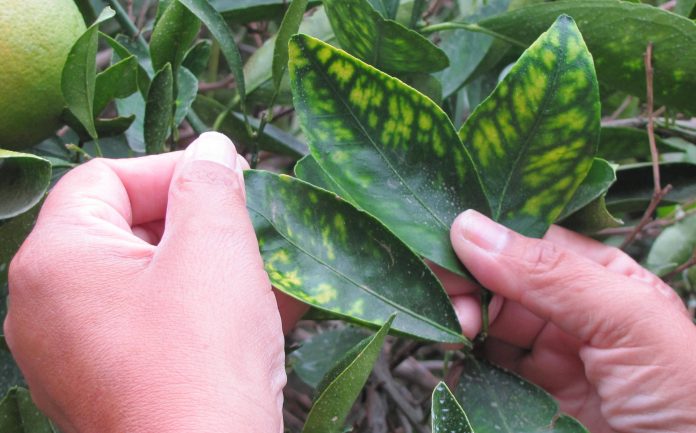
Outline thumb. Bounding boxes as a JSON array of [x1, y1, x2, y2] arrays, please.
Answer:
[[450, 210, 686, 346], [158, 132, 263, 283]]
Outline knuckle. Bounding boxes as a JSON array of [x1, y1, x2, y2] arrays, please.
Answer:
[[520, 239, 566, 277]]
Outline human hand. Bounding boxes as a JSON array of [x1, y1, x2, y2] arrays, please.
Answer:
[[4, 132, 305, 433], [443, 210, 696, 433]]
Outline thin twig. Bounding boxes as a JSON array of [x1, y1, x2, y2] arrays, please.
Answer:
[[664, 249, 696, 280], [607, 95, 633, 120], [660, 0, 677, 10], [620, 43, 673, 250], [599, 206, 696, 236], [198, 75, 235, 92], [373, 356, 427, 433]]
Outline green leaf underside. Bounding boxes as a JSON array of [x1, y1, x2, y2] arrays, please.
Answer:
[[182, 39, 212, 77], [212, 0, 321, 23], [150, 0, 201, 73], [646, 214, 696, 276], [289, 327, 369, 388], [0, 388, 55, 433], [323, 0, 449, 73], [294, 155, 355, 203], [459, 15, 600, 238], [273, 0, 310, 90], [302, 316, 394, 433], [289, 34, 488, 276], [479, 0, 696, 114], [94, 55, 139, 115], [558, 158, 616, 221], [367, 0, 399, 19], [1, 201, 41, 289], [61, 7, 116, 139], [432, 382, 474, 433], [455, 356, 589, 433], [245, 170, 465, 344], [178, 0, 247, 108], [174, 67, 199, 126], [560, 196, 622, 234], [144, 64, 174, 154], [0, 151, 51, 220]]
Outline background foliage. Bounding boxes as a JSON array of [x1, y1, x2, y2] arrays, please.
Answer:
[[1, 0, 696, 431]]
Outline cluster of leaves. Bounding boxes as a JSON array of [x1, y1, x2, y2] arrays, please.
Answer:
[[1, 0, 696, 431]]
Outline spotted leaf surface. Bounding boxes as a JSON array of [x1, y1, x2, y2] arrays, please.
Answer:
[[479, 0, 696, 114], [289, 34, 489, 275], [455, 356, 589, 433], [294, 155, 355, 204], [323, 0, 449, 73], [245, 170, 466, 344], [459, 15, 600, 237], [431, 382, 474, 433]]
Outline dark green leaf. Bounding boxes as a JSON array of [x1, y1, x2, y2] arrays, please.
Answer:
[[289, 327, 369, 388], [178, 0, 247, 110], [150, 0, 202, 72], [646, 214, 696, 276], [101, 32, 153, 93], [599, 127, 682, 163], [323, 0, 449, 73], [558, 158, 616, 221], [0, 348, 23, 397], [273, 0, 310, 90], [302, 315, 394, 433], [174, 67, 199, 126], [0, 151, 51, 220], [144, 64, 174, 154], [294, 155, 353, 201], [0, 388, 55, 433], [479, 0, 696, 113], [96, 115, 137, 137], [192, 96, 309, 157], [367, 0, 400, 19], [459, 16, 600, 237], [212, 0, 321, 23], [676, 0, 696, 18], [402, 73, 443, 105], [455, 356, 589, 433], [73, 0, 97, 24], [61, 7, 116, 139], [182, 39, 213, 77], [289, 34, 488, 276], [437, 0, 510, 98], [560, 196, 622, 234], [94, 55, 139, 115], [432, 382, 474, 433], [246, 170, 466, 343], [606, 162, 696, 213], [115, 91, 147, 153]]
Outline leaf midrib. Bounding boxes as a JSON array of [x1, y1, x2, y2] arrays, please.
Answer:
[[493, 31, 566, 220], [247, 206, 461, 341], [304, 45, 450, 232]]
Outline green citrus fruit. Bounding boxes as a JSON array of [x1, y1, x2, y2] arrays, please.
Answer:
[[0, 0, 86, 150]]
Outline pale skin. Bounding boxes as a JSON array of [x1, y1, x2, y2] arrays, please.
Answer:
[[4, 132, 696, 433]]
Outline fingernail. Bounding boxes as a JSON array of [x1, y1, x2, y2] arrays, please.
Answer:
[[185, 131, 237, 169], [457, 210, 509, 253]]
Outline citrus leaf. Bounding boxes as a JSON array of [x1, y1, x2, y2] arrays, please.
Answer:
[[101, 32, 153, 93], [150, 0, 202, 73], [289, 34, 489, 276], [646, 214, 696, 276], [599, 127, 682, 163], [0, 388, 56, 433], [676, 0, 696, 18], [479, 0, 696, 113], [437, 0, 511, 98], [212, 0, 321, 23], [289, 327, 369, 388], [178, 0, 247, 110], [174, 67, 199, 126], [94, 55, 139, 115], [144, 64, 174, 154], [558, 158, 616, 221], [302, 315, 394, 433], [455, 356, 589, 433], [192, 96, 309, 158], [323, 0, 449, 73], [367, 0, 400, 19], [61, 7, 116, 139], [459, 15, 600, 238], [0, 151, 51, 220], [606, 162, 696, 213], [182, 39, 213, 77], [432, 382, 474, 433], [245, 170, 466, 344], [273, 0, 310, 90], [294, 155, 354, 202]]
